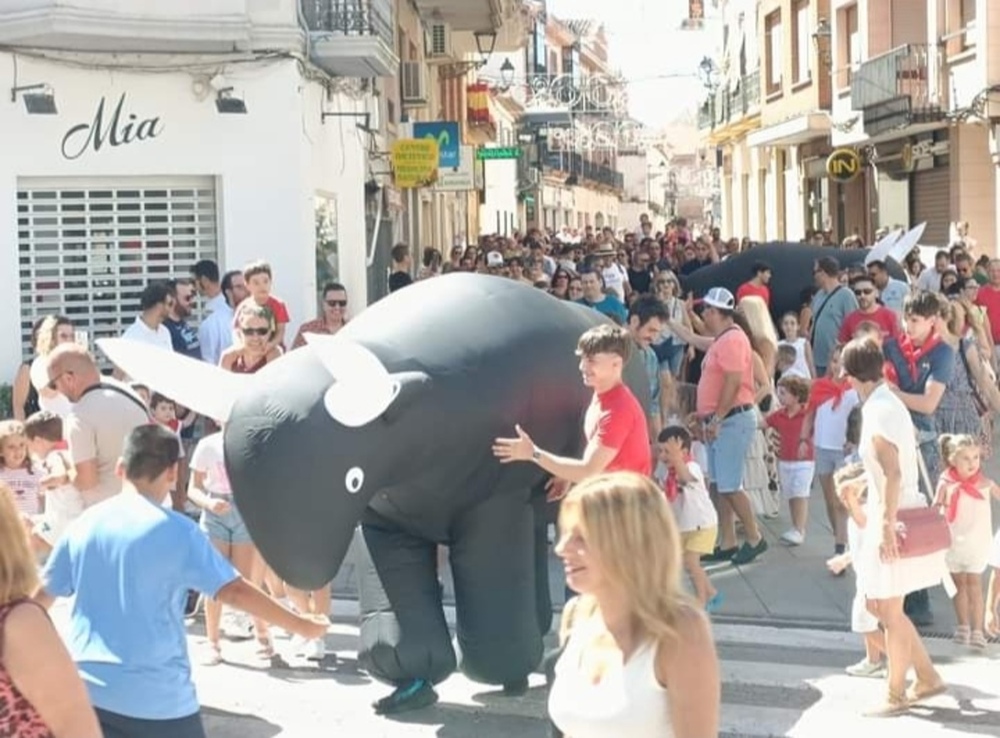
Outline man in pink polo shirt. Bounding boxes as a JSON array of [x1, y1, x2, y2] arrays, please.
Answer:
[[696, 287, 768, 566]]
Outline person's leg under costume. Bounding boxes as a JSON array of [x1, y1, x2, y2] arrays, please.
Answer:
[[450, 490, 542, 694], [358, 519, 455, 714]]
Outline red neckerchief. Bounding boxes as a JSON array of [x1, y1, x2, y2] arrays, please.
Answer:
[[884, 330, 942, 385], [808, 377, 849, 411], [663, 454, 693, 503], [940, 467, 986, 524]]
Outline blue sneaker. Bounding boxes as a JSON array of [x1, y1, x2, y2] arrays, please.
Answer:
[[706, 592, 724, 614]]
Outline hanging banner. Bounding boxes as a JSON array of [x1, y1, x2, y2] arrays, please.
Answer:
[[435, 145, 476, 192], [391, 139, 439, 188]]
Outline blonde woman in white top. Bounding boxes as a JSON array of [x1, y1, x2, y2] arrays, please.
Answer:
[[548, 472, 720, 738]]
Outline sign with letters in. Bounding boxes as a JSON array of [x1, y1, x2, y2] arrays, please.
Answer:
[[825, 148, 861, 183], [62, 93, 162, 160]]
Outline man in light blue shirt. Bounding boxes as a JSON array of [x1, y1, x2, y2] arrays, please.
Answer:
[[37, 425, 327, 738], [193, 262, 247, 366], [867, 259, 910, 315], [810, 256, 858, 376], [627, 295, 670, 441]]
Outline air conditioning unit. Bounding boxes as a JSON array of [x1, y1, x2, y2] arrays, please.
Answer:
[[400, 62, 428, 106], [427, 23, 453, 58]]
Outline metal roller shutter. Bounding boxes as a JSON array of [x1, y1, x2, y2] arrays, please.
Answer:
[[910, 167, 950, 245], [17, 176, 218, 360]]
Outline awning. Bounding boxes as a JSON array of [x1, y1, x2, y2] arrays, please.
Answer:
[[747, 112, 831, 148]]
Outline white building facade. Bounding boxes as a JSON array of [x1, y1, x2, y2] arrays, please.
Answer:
[[0, 52, 370, 374]]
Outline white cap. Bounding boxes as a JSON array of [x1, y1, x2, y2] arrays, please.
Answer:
[[487, 251, 504, 268], [703, 286, 735, 311]]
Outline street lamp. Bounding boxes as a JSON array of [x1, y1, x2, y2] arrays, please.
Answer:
[[812, 18, 832, 68], [698, 56, 719, 91], [499, 58, 516, 90]]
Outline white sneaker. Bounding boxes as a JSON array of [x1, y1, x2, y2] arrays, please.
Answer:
[[306, 638, 326, 661], [846, 658, 886, 678], [289, 634, 308, 657], [780, 529, 805, 546], [222, 611, 253, 640]]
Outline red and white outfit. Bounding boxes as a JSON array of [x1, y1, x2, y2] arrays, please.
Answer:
[[584, 383, 651, 477], [937, 468, 993, 575], [766, 408, 815, 499]]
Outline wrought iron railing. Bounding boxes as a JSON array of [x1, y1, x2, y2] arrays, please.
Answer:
[[851, 44, 933, 110], [302, 0, 394, 46], [851, 44, 943, 135], [698, 70, 760, 131], [544, 151, 624, 191]]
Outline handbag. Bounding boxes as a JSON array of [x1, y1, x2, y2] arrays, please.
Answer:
[[893, 506, 951, 559], [891, 433, 951, 558]]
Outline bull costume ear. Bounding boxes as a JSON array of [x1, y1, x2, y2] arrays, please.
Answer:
[[96, 338, 249, 422], [304, 333, 412, 428]]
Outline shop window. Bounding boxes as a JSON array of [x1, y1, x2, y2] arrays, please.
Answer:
[[17, 177, 218, 363]]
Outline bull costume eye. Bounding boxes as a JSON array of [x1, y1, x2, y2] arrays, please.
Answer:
[[345, 466, 365, 494]]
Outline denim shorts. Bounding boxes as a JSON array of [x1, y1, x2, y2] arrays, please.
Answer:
[[200, 495, 253, 545], [814, 447, 846, 476], [706, 407, 757, 493]]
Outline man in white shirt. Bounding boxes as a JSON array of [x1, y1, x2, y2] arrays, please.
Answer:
[[867, 259, 911, 314], [115, 281, 173, 379], [192, 262, 247, 366], [915, 249, 954, 293]]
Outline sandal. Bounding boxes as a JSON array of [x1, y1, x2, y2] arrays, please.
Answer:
[[202, 642, 223, 666], [255, 635, 275, 659], [970, 630, 987, 650], [953, 625, 971, 645], [864, 690, 910, 718], [906, 679, 947, 704]]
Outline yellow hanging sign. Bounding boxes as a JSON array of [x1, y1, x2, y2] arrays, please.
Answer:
[[391, 139, 440, 189]]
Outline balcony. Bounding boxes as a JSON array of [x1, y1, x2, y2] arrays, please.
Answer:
[[544, 151, 624, 192], [851, 44, 945, 137], [305, 0, 397, 78], [698, 70, 761, 134], [0, 0, 256, 52], [412, 0, 511, 33]]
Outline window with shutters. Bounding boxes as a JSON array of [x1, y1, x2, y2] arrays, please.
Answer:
[[17, 177, 218, 360]]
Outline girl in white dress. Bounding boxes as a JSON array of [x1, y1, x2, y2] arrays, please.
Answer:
[[842, 337, 952, 717], [777, 311, 815, 378], [934, 434, 998, 649], [548, 472, 719, 738]]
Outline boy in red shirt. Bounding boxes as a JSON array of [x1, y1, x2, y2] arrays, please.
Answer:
[[238, 260, 290, 351], [492, 324, 650, 497], [765, 375, 814, 546]]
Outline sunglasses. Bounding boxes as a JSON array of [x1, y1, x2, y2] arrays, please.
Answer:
[[241, 327, 270, 336], [325, 299, 348, 308], [46, 371, 68, 391], [854, 288, 874, 296]]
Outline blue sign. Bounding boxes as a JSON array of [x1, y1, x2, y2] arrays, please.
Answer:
[[413, 121, 460, 168]]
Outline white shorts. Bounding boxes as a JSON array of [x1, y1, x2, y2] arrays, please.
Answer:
[[851, 589, 879, 634], [778, 461, 815, 499]]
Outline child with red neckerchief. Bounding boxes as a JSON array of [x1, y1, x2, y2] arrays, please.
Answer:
[[655, 425, 719, 612], [934, 434, 999, 650]]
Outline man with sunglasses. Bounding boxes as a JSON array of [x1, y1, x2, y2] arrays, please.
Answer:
[[46, 344, 150, 508], [292, 283, 350, 348], [837, 275, 901, 344]]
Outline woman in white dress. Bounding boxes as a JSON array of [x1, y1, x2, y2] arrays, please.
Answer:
[[548, 472, 719, 738], [842, 337, 952, 717]]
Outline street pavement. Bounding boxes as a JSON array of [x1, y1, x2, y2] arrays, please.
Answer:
[[182, 616, 999, 737]]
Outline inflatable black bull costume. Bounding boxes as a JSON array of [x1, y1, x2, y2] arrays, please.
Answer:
[[680, 243, 906, 318], [99, 273, 649, 714]]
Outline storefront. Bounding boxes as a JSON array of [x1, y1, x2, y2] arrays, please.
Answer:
[[0, 53, 370, 374]]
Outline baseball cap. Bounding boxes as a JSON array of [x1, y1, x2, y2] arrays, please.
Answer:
[[486, 251, 504, 268], [703, 286, 735, 311]]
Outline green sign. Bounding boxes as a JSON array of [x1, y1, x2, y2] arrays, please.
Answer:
[[477, 146, 522, 160]]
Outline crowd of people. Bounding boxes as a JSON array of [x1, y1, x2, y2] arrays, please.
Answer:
[[1, 214, 1000, 735]]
